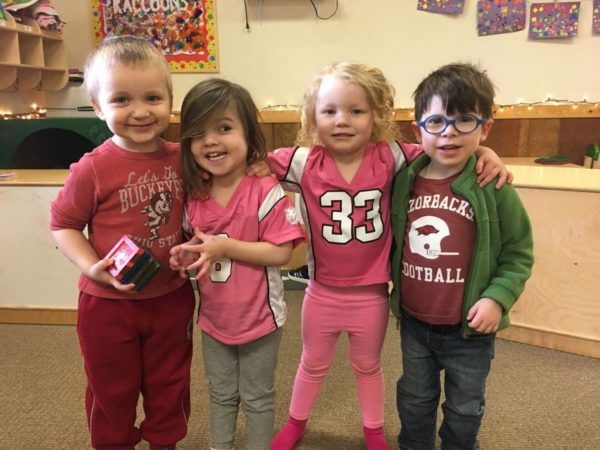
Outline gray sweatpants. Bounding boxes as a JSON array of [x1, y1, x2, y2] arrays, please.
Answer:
[[202, 328, 283, 450]]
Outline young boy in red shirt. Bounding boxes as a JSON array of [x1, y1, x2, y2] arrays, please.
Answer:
[[50, 36, 195, 450]]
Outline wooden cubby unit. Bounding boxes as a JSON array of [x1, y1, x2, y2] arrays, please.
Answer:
[[0, 11, 67, 91]]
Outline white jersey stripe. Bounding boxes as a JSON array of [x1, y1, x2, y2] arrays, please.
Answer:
[[285, 147, 310, 185], [258, 183, 285, 222], [266, 265, 286, 327], [389, 140, 408, 174]]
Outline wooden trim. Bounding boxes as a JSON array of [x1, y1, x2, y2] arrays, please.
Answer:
[[0, 307, 76, 325], [259, 109, 302, 123], [170, 104, 600, 124], [498, 324, 600, 359], [492, 104, 600, 119]]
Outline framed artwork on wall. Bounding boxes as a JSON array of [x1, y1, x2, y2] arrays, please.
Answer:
[[89, 0, 218, 73]]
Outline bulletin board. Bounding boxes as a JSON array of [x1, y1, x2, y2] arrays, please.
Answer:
[[89, 0, 218, 73]]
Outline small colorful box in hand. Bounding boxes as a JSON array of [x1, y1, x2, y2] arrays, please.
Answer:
[[105, 235, 160, 291]]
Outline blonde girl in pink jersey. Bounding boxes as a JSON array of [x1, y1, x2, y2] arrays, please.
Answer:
[[169, 78, 304, 450], [259, 62, 510, 450]]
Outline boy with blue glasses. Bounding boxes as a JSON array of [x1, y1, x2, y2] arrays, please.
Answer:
[[390, 63, 534, 450]]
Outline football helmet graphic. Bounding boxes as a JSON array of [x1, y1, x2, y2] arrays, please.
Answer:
[[408, 215, 458, 260]]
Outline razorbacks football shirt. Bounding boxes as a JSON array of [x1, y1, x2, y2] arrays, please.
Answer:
[[401, 173, 476, 324]]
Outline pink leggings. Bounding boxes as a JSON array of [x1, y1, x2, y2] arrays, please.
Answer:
[[289, 281, 389, 428]]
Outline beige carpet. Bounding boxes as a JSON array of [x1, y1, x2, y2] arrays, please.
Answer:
[[1, 290, 599, 449]]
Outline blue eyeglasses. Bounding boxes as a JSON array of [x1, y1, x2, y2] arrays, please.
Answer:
[[417, 113, 487, 135]]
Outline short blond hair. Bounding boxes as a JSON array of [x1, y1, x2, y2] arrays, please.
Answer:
[[297, 61, 400, 146], [84, 35, 172, 103]]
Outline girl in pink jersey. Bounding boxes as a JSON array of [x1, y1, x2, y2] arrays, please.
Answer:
[[262, 62, 510, 450], [169, 78, 305, 450]]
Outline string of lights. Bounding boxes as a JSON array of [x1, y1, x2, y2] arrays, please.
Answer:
[[260, 104, 302, 111], [257, 98, 600, 114], [495, 97, 600, 112], [3, 98, 599, 120], [0, 104, 47, 120]]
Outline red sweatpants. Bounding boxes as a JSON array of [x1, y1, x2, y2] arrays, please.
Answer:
[[76, 282, 195, 450]]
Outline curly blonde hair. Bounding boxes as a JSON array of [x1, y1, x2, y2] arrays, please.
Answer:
[[296, 61, 400, 146]]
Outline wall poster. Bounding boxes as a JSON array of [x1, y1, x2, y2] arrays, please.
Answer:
[[90, 0, 218, 72], [417, 0, 465, 15], [529, 2, 580, 39], [477, 0, 526, 36]]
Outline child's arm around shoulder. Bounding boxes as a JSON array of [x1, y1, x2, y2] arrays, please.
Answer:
[[247, 147, 305, 193], [51, 229, 135, 292], [474, 146, 513, 189]]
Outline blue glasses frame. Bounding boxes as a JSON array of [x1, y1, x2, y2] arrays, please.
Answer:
[[417, 114, 487, 135]]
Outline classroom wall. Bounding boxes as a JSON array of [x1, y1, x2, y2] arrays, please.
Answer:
[[1, 0, 599, 112]]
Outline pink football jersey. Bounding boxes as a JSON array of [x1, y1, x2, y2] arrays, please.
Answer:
[[267, 141, 421, 287], [185, 176, 304, 345]]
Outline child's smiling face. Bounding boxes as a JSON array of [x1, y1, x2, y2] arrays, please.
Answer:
[[412, 95, 493, 178], [314, 75, 374, 161], [189, 107, 249, 186], [92, 63, 172, 153]]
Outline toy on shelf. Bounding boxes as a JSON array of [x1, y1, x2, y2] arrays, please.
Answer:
[[534, 155, 571, 165], [583, 144, 600, 169]]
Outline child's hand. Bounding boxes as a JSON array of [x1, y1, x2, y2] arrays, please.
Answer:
[[88, 258, 136, 292], [246, 160, 272, 177], [170, 241, 201, 278], [475, 146, 514, 189], [466, 298, 502, 334], [180, 228, 229, 279]]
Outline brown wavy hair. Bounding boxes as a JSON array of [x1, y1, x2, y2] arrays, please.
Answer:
[[296, 61, 401, 146], [180, 78, 267, 199]]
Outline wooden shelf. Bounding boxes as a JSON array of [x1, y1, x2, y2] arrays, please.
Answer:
[[0, 12, 67, 91], [169, 104, 600, 124]]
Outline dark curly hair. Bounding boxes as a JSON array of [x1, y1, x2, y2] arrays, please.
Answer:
[[413, 62, 496, 121]]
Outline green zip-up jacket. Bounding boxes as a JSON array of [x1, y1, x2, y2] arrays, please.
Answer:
[[390, 154, 534, 336]]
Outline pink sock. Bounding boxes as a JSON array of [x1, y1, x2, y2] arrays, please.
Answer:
[[363, 426, 390, 450], [271, 416, 307, 450]]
